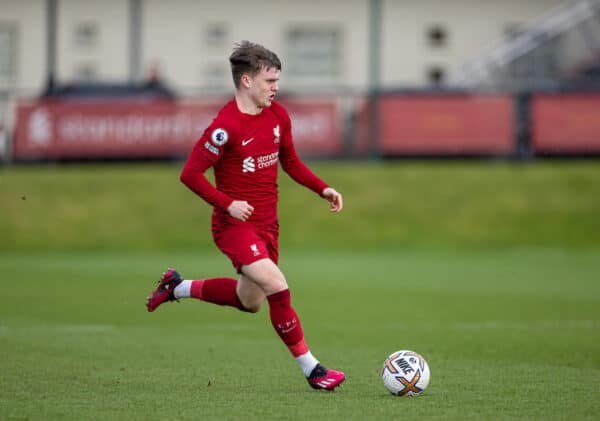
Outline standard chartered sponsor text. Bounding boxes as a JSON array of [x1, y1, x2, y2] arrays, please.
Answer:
[[257, 151, 279, 169]]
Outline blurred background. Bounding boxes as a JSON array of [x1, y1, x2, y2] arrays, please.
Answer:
[[1, 3, 599, 418], [1, 0, 600, 162]]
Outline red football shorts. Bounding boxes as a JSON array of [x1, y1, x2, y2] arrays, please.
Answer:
[[213, 224, 279, 273]]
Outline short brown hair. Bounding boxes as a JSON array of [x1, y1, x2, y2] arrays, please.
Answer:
[[229, 41, 282, 89]]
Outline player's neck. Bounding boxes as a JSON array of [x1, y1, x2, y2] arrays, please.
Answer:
[[234, 94, 263, 116]]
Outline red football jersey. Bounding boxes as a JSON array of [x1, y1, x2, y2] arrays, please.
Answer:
[[181, 99, 328, 230]]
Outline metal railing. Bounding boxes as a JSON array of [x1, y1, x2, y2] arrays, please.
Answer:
[[454, 0, 600, 90]]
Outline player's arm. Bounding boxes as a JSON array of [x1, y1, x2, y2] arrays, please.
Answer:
[[180, 131, 254, 221], [278, 116, 343, 213], [180, 145, 232, 209]]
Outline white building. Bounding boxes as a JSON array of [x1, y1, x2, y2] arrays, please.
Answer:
[[2, 0, 571, 96]]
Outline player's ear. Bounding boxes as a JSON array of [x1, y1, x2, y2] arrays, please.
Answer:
[[241, 74, 252, 89]]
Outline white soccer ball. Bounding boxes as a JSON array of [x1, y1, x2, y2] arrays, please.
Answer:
[[381, 350, 430, 396]]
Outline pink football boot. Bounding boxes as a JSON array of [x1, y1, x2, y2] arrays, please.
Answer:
[[146, 268, 183, 312], [307, 364, 346, 391]]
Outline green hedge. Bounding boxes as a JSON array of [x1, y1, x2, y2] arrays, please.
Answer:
[[1, 161, 599, 252]]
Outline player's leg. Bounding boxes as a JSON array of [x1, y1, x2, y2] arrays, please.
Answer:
[[241, 258, 345, 390], [241, 258, 307, 356], [146, 268, 251, 312], [236, 274, 266, 313], [146, 226, 268, 312], [146, 270, 269, 314], [176, 272, 265, 312]]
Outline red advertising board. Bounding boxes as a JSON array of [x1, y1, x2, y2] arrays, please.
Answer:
[[531, 94, 600, 154], [377, 94, 515, 155], [13, 97, 343, 160], [13, 99, 222, 160], [282, 97, 344, 155]]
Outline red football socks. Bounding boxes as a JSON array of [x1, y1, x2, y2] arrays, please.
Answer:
[[190, 278, 246, 311], [190, 281, 309, 356], [267, 289, 309, 357]]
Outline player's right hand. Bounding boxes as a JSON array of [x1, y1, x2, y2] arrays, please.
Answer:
[[227, 200, 254, 221]]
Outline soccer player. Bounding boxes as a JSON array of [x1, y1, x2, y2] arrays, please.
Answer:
[[146, 41, 345, 391]]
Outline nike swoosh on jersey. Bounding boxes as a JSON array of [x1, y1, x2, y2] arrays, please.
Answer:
[[241, 138, 254, 146]]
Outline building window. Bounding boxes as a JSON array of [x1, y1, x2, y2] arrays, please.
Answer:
[[427, 65, 446, 86], [0, 24, 17, 84], [426, 24, 448, 48], [285, 26, 341, 84], [204, 22, 227, 48], [74, 21, 99, 48], [74, 62, 98, 82]]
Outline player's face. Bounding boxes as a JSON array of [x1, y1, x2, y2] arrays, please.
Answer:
[[249, 66, 279, 109]]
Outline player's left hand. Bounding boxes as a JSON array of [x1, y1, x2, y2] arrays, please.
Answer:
[[322, 187, 343, 213]]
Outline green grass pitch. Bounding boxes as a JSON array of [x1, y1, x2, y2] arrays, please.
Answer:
[[1, 161, 599, 419]]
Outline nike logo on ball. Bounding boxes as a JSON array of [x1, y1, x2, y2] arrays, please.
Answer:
[[241, 138, 254, 146]]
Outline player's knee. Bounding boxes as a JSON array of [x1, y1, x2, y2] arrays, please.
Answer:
[[265, 275, 288, 295], [242, 301, 262, 313], [240, 297, 263, 313]]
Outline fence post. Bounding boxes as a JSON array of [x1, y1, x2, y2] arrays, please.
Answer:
[[515, 92, 533, 160]]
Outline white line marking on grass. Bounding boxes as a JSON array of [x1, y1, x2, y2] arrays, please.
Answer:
[[57, 324, 115, 333], [0, 324, 115, 334], [451, 320, 599, 330], [376, 320, 600, 331]]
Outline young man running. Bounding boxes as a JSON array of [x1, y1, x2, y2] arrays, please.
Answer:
[[146, 41, 345, 391]]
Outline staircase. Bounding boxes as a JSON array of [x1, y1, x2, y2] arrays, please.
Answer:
[[454, 0, 600, 90]]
